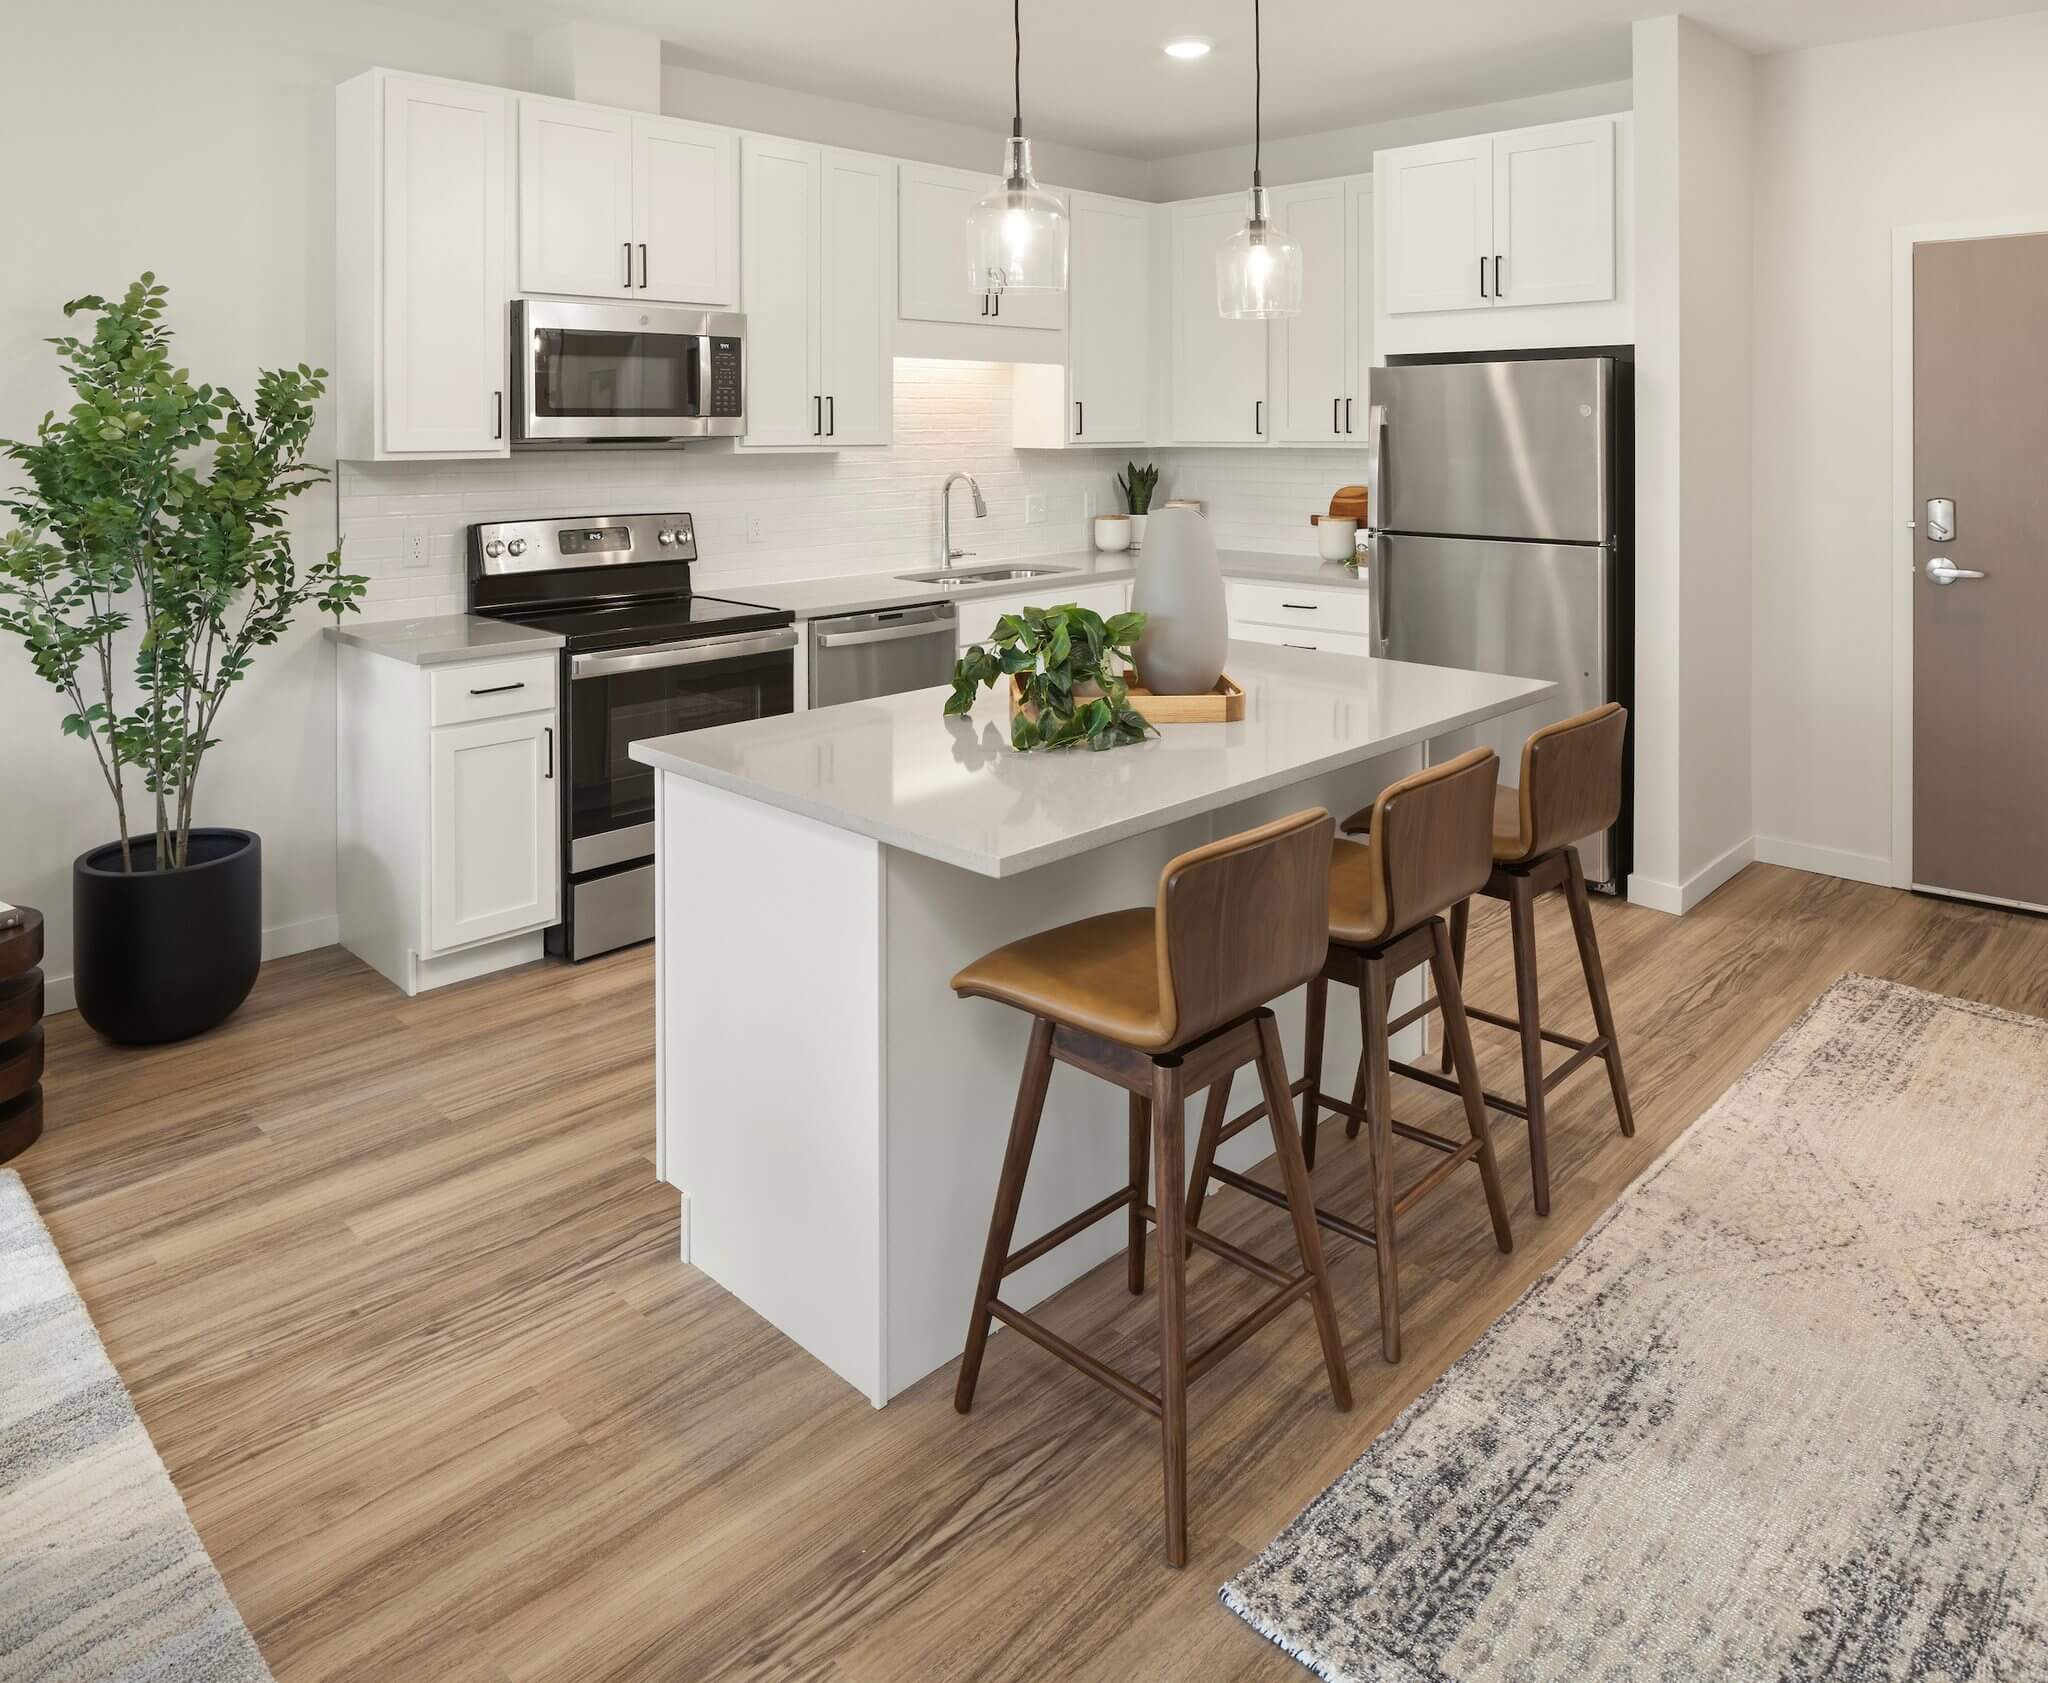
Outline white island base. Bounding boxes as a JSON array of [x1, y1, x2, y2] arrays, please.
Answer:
[[639, 646, 1556, 1406]]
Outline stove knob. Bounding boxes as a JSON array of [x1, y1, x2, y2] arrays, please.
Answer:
[[657, 527, 678, 547], [506, 538, 527, 558], [483, 539, 504, 558]]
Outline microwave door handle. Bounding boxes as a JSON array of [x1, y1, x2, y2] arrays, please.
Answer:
[[570, 627, 798, 681]]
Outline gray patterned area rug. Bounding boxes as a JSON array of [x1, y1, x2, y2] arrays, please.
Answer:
[[1224, 974, 2048, 1682], [1, 1169, 273, 1682]]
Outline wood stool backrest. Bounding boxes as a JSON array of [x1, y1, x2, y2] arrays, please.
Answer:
[[1515, 703, 1628, 859], [1368, 748, 1500, 936], [1155, 809, 1336, 1049]]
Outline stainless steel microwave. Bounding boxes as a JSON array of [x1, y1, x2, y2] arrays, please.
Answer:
[[510, 300, 745, 447]]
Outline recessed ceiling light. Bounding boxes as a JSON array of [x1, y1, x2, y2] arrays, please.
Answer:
[[1164, 39, 1212, 60]]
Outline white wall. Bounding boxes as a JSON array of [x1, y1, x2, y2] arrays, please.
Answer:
[[0, 0, 537, 1004], [1629, 16, 1754, 913], [1750, 10, 2048, 884]]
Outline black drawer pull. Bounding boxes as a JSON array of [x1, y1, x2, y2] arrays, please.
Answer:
[[468, 681, 527, 696], [1281, 602, 1319, 611]]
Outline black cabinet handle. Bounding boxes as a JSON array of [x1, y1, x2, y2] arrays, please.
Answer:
[[1281, 602, 1319, 611], [543, 726, 554, 780], [1479, 256, 1488, 299], [1074, 400, 1083, 437], [1333, 397, 1341, 434], [469, 681, 526, 696], [980, 293, 989, 318], [812, 395, 822, 437], [638, 243, 649, 289], [1254, 399, 1263, 437], [992, 290, 1000, 318], [493, 390, 503, 441], [625, 242, 634, 289], [1345, 397, 1353, 433], [826, 394, 834, 437], [1493, 254, 1503, 298]]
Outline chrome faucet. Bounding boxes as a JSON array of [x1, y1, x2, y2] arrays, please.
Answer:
[[940, 472, 987, 566]]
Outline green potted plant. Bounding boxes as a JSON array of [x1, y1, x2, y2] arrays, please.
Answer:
[[945, 603, 1155, 751], [1117, 461, 1160, 548], [0, 275, 367, 1044]]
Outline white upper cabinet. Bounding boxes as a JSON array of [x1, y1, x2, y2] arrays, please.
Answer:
[[1013, 191, 1151, 448], [1491, 119, 1615, 307], [634, 116, 739, 305], [898, 161, 1063, 330], [337, 71, 511, 460], [519, 101, 736, 306], [1380, 134, 1494, 315], [1168, 196, 1268, 444], [1268, 178, 1353, 444], [1379, 116, 1616, 317], [739, 137, 892, 449], [519, 99, 633, 296], [1349, 176, 1375, 440]]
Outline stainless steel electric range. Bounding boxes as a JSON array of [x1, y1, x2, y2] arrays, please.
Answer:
[[468, 512, 796, 960]]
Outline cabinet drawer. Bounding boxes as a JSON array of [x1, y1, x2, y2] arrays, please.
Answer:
[[1225, 578, 1372, 637], [1231, 620, 1375, 659], [429, 655, 557, 726]]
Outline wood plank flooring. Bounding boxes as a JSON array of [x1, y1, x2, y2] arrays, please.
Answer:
[[19, 864, 2048, 1682]]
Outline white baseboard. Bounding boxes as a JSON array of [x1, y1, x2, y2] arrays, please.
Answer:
[[1753, 835, 1894, 889], [1628, 835, 1757, 917], [41, 912, 340, 1018]]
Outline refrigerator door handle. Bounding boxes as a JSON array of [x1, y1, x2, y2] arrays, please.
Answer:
[[1369, 528, 1389, 655]]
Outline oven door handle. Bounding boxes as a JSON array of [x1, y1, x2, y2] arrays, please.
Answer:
[[570, 626, 797, 681]]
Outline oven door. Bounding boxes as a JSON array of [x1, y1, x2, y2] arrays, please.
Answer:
[[514, 300, 745, 444], [563, 628, 797, 878]]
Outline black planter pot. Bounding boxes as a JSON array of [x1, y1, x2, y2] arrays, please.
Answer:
[[73, 829, 262, 1045]]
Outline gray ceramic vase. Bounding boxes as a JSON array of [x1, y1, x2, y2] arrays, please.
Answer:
[[1130, 504, 1228, 696]]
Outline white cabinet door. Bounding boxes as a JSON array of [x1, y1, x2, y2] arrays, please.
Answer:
[[1067, 193, 1150, 446], [898, 162, 1063, 330], [1169, 197, 1267, 444], [381, 76, 509, 455], [819, 149, 893, 446], [518, 99, 632, 297], [1348, 176, 1375, 440], [428, 712, 558, 954], [740, 135, 821, 447], [958, 581, 1129, 650], [1492, 118, 1614, 308], [1381, 134, 1493, 315], [633, 115, 738, 306], [1269, 179, 1351, 444]]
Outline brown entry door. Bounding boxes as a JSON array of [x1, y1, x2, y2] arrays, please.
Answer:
[[1912, 232, 2048, 911]]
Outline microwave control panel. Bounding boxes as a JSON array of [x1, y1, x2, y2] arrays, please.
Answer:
[[708, 338, 743, 419]]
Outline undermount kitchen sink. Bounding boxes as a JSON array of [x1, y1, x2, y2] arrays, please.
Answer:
[[893, 565, 1072, 586]]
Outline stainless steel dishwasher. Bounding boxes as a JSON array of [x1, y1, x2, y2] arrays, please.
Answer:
[[807, 601, 959, 707]]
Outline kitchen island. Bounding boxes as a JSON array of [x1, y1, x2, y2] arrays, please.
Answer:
[[630, 644, 1555, 1404]]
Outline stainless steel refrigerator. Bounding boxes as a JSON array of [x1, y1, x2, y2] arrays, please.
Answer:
[[1367, 354, 1630, 892]]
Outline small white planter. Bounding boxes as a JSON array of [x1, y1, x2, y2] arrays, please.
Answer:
[[1093, 515, 1132, 552], [1129, 513, 1149, 549]]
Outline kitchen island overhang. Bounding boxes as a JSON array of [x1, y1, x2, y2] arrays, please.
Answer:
[[632, 644, 1557, 1406]]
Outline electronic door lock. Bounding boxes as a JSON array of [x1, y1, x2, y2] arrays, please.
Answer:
[[1924, 497, 1956, 542]]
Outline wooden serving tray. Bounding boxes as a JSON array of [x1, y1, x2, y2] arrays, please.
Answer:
[[1008, 672, 1245, 726]]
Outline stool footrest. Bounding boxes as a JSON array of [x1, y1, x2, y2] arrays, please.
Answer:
[[1391, 1138, 1483, 1218], [988, 1300, 1162, 1417], [1209, 1164, 1379, 1251], [1387, 996, 1437, 1036], [1465, 1002, 1590, 1054], [1214, 1075, 1314, 1148], [1187, 1274, 1319, 1383], [1002, 1188, 1134, 1278]]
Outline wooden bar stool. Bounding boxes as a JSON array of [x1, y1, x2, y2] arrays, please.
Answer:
[[1186, 751, 1514, 1366], [1343, 705, 1636, 1217], [950, 810, 1351, 1568]]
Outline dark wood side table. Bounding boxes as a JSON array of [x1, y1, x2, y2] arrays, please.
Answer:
[[0, 909, 45, 1164]]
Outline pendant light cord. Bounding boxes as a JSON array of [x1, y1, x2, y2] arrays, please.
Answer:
[[1012, 0, 1023, 140], [1253, 0, 1263, 187]]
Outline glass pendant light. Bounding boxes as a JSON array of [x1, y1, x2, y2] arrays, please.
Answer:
[[1217, 0, 1301, 318], [968, 0, 1068, 293]]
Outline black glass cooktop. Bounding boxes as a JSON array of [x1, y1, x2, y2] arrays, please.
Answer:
[[489, 593, 793, 654]]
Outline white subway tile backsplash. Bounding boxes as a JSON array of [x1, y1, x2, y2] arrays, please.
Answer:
[[336, 359, 1367, 619]]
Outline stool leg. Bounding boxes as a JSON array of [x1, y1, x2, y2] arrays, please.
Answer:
[[1564, 851, 1637, 1140], [1362, 955, 1402, 1364], [1183, 1075, 1231, 1260], [1431, 918, 1513, 1255], [1128, 1092, 1152, 1294], [1150, 1057, 1190, 1568], [1301, 973, 1328, 1170], [955, 1017, 1055, 1414], [1253, 1013, 1351, 1411], [1506, 875, 1552, 1218], [1440, 897, 1470, 1074]]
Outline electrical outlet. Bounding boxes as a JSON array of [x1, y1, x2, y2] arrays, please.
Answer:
[[1024, 493, 1047, 525], [747, 513, 764, 544], [400, 519, 430, 570]]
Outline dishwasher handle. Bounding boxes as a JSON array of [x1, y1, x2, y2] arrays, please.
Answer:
[[816, 618, 956, 650]]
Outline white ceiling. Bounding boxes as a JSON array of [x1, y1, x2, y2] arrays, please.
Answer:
[[431, 1, 2046, 157]]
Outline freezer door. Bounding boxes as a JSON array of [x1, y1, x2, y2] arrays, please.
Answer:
[[1374, 358, 1612, 544], [1381, 532, 1616, 883]]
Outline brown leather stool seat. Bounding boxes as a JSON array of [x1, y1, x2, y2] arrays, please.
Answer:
[[951, 810, 1351, 1569], [1342, 704, 1637, 1217], [1184, 750, 1515, 1367]]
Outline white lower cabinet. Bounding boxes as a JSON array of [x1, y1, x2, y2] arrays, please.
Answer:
[[957, 580, 1130, 651], [338, 645, 560, 997], [1226, 578, 1374, 658]]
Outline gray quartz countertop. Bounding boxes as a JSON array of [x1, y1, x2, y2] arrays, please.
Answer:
[[324, 614, 565, 667], [719, 548, 1367, 621]]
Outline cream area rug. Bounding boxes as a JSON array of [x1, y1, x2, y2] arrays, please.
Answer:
[[0, 1169, 273, 1682], [1224, 975, 2048, 1682]]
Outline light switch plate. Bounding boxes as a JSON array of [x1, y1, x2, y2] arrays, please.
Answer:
[[1025, 493, 1046, 525]]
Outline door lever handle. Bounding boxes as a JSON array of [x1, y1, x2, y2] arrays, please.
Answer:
[[1925, 557, 1986, 585]]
